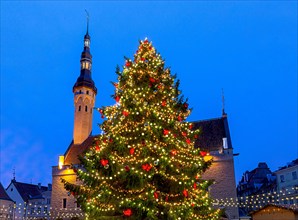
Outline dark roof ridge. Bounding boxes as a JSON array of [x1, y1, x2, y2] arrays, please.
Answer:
[[191, 116, 225, 123], [12, 181, 47, 188]]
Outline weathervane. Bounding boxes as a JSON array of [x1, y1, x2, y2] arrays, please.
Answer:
[[13, 166, 15, 180], [85, 9, 89, 34], [222, 88, 226, 116]]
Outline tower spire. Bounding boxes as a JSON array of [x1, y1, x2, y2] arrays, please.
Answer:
[[72, 16, 97, 144]]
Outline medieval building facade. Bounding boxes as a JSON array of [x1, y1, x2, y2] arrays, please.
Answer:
[[51, 28, 239, 220]]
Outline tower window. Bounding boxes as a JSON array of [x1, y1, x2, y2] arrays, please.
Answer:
[[86, 90, 89, 95], [84, 39, 90, 47], [85, 106, 88, 112], [62, 198, 67, 208], [78, 106, 81, 111]]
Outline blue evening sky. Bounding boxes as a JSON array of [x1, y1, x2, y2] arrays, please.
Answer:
[[1, 1, 297, 188]]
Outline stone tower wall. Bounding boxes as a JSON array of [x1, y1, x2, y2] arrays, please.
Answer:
[[51, 166, 83, 220], [202, 150, 239, 220], [73, 87, 95, 145]]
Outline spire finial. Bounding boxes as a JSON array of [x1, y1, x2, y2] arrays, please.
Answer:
[[222, 88, 226, 116], [85, 9, 89, 34], [13, 166, 16, 181]]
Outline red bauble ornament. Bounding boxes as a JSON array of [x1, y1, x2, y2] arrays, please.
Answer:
[[193, 182, 197, 189], [95, 146, 100, 152], [123, 111, 129, 116], [141, 57, 145, 61], [129, 148, 135, 155], [191, 203, 195, 207], [186, 139, 191, 144], [100, 159, 109, 167], [125, 165, 130, 172], [183, 189, 188, 198], [189, 124, 193, 129], [200, 151, 207, 157], [177, 115, 183, 122], [163, 129, 170, 135], [125, 61, 131, 67], [171, 149, 177, 156], [149, 77, 156, 83], [162, 100, 166, 106], [142, 140, 146, 146], [144, 39, 149, 44], [154, 191, 159, 199], [113, 83, 118, 88], [115, 96, 120, 103], [142, 163, 152, 172], [182, 131, 187, 137], [123, 208, 132, 216], [101, 114, 104, 119]]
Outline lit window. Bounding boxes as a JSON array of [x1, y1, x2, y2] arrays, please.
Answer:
[[84, 39, 90, 47]]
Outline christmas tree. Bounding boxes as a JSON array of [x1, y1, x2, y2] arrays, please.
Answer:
[[63, 39, 220, 220]]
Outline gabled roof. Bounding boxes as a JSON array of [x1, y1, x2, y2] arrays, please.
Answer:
[[193, 115, 232, 151], [0, 182, 13, 201], [8, 180, 48, 202], [251, 204, 298, 215], [64, 136, 95, 165]]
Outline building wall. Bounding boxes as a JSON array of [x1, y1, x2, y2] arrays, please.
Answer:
[[252, 206, 297, 220], [51, 166, 83, 220], [202, 149, 239, 220], [6, 183, 26, 220], [0, 199, 14, 220], [275, 165, 298, 205], [27, 190, 51, 220]]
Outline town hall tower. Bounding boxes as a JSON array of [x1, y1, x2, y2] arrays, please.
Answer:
[[72, 28, 97, 144], [51, 27, 96, 219]]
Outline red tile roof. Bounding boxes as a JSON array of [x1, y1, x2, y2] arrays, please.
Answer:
[[64, 136, 95, 165]]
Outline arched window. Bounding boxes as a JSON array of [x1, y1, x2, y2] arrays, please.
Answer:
[[78, 106, 81, 111], [85, 106, 88, 112], [86, 90, 89, 95]]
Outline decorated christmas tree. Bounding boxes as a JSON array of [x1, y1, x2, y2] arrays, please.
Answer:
[[63, 39, 220, 220]]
